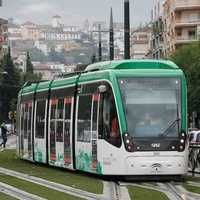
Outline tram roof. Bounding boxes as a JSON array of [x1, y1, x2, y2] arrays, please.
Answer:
[[84, 59, 179, 72]]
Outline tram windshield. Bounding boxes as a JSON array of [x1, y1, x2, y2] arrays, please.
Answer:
[[118, 77, 181, 139]]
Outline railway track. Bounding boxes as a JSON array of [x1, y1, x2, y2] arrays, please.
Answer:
[[0, 166, 200, 200], [0, 181, 46, 200], [127, 181, 200, 200], [0, 167, 128, 200]]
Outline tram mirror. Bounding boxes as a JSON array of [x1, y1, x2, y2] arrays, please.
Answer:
[[97, 85, 107, 93]]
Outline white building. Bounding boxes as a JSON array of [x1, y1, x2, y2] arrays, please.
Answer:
[[130, 26, 152, 59], [41, 29, 81, 41], [52, 15, 62, 28], [35, 40, 51, 55], [63, 26, 78, 32], [33, 64, 52, 80], [44, 62, 66, 73]]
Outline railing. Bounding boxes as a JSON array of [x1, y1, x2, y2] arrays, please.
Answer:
[[172, 1, 200, 8], [188, 144, 200, 175]]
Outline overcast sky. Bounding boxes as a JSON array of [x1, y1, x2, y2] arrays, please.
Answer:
[[0, 0, 160, 28]]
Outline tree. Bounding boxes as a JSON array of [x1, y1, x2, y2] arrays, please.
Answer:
[[0, 47, 21, 122], [170, 39, 200, 117], [49, 47, 65, 64], [25, 51, 41, 83], [74, 63, 88, 71], [26, 51, 33, 73]]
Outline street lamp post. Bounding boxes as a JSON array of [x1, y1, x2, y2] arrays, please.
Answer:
[[124, 0, 130, 59], [98, 24, 102, 61], [110, 7, 114, 60]]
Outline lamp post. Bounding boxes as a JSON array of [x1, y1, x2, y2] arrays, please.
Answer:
[[124, 0, 130, 59], [98, 24, 102, 61], [109, 7, 114, 60]]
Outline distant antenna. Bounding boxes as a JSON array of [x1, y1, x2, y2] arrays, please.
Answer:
[[109, 7, 114, 60]]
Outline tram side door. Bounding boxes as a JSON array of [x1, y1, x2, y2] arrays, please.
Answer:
[[33, 99, 47, 163], [48, 97, 74, 170], [20, 102, 34, 160], [75, 93, 99, 173]]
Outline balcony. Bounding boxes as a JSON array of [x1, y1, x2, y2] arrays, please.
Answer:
[[172, 1, 200, 11], [173, 19, 200, 28], [174, 35, 198, 44]]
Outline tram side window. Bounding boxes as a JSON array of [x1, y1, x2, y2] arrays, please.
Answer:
[[35, 100, 46, 138], [92, 94, 99, 139], [64, 98, 72, 136], [24, 103, 28, 139], [28, 103, 32, 136], [50, 99, 57, 136], [100, 87, 122, 148], [77, 95, 92, 142], [56, 98, 64, 142], [50, 99, 57, 157], [20, 104, 25, 150]]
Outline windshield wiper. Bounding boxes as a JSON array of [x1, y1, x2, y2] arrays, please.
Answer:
[[159, 118, 180, 140]]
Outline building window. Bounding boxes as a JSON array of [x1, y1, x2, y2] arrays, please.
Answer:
[[188, 12, 197, 23], [188, 30, 196, 40]]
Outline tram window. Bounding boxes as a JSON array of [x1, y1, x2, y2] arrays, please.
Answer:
[[24, 103, 28, 139], [64, 98, 72, 135], [64, 97, 72, 163], [99, 87, 122, 148], [56, 98, 64, 142], [50, 99, 57, 156], [28, 103, 32, 153], [28, 103, 32, 135], [35, 100, 45, 138], [20, 104, 25, 152], [77, 95, 92, 142], [92, 94, 99, 139]]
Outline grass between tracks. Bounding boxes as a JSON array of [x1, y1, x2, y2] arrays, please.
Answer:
[[0, 192, 18, 200], [0, 172, 84, 200], [127, 185, 169, 200], [0, 150, 103, 194], [0, 150, 200, 199], [181, 175, 200, 194]]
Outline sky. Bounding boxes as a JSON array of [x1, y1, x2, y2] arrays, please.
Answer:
[[0, 0, 160, 29]]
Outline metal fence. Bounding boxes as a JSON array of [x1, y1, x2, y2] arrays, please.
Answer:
[[188, 144, 200, 175]]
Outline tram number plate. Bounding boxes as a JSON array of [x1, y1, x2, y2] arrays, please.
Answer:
[[154, 152, 160, 156]]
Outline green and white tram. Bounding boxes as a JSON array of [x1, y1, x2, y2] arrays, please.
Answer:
[[16, 60, 188, 180]]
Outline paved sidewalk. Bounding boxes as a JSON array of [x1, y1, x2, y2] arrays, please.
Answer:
[[0, 134, 16, 151]]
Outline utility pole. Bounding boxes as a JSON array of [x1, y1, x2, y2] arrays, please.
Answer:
[[124, 0, 130, 59], [109, 7, 114, 60], [98, 24, 102, 61]]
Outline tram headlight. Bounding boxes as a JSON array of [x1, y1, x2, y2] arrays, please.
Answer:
[[123, 132, 134, 152], [178, 130, 186, 152], [127, 145, 132, 150], [180, 139, 184, 143], [179, 145, 184, 150]]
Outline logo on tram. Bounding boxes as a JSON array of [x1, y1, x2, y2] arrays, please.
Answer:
[[151, 143, 161, 148]]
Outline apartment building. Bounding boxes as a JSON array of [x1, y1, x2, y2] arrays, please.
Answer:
[[163, 0, 200, 57], [33, 64, 52, 80], [130, 26, 152, 59], [0, 18, 8, 57], [150, 0, 165, 59], [21, 21, 41, 40]]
